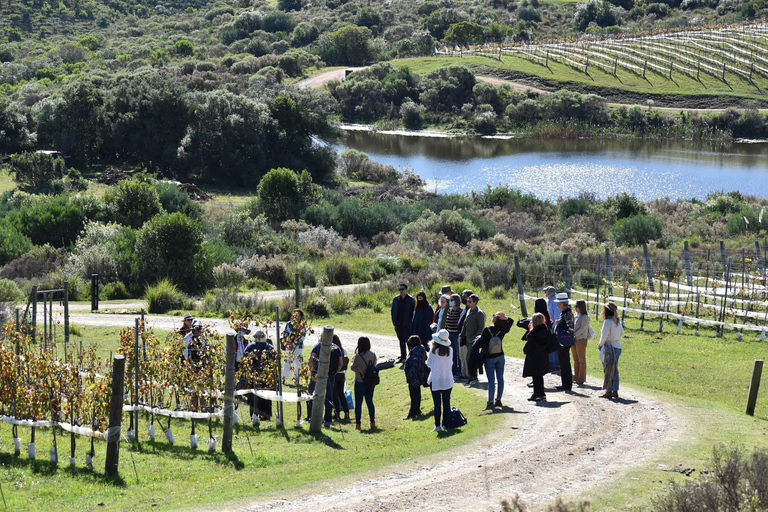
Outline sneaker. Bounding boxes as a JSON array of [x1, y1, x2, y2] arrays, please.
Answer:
[[431, 426, 443, 432], [323, 421, 331, 428], [534, 395, 547, 402], [526, 382, 534, 388], [467, 379, 479, 386], [494, 399, 503, 408]]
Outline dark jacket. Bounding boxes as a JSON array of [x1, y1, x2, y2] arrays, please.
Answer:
[[477, 318, 514, 360], [523, 324, 551, 378], [243, 340, 276, 388], [404, 345, 427, 388], [391, 294, 416, 328], [410, 304, 435, 343]]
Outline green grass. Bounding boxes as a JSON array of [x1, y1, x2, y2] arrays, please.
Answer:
[[0, 366, 506, 511], [390, 55, 768, 101]]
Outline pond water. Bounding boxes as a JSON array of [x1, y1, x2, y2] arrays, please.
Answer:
[[335, 129, 768, 201]]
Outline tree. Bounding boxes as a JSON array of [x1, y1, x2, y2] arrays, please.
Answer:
[[104, 179, 162, 229], [135, 212, 204, 292], [419, 8, 469, 41], [8, 152, 65, 192], [444, 21, 484, 44], [317, 25, 373, 66], [418, 65, 476, 113], [0, 219, 32, 266], [0, 99, 36, 156], [291, 22, 319, 47], [172, 39, 195, 56], [257, 167, 315, 221]]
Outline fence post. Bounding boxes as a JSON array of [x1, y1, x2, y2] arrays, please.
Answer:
[[31, 286, 37, 344], [105, 354, 126, 476], [605, 248, 613, 296], [275, 307, 283, 427], [91, 274, 99, 312], [595, 254, 601, 316], [746, 360, 763, 416], [643, 243, 655, 292], [64, 281, 69, 346], [563, 253, 571, 300], [684, 241, 693, 287], [515, 255, 528, 317], [134, 318, 140, 441], [720, 241, 727, 277], [295, 273, 300, 308], [222, 333, 237, 452], [756, 241, 765, 287], [309, 326, 335, 433]]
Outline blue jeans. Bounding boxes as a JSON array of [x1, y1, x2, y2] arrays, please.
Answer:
[[354, 381, 375, 425], [610, 348, 622, 392], [548, 351, 560, 372], [449, 332, 460, 375], [484, 355, 505, 402], [431, 386, 452, 427]]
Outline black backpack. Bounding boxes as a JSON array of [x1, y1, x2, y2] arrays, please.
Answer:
[[444, 407, 467, 429], [363, 357, 380, 386]]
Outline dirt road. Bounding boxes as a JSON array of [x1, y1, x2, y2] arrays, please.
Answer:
[[59, 304, 673, 511]]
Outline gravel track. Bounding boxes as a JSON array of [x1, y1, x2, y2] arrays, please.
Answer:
[[58, 304, 673, 511]]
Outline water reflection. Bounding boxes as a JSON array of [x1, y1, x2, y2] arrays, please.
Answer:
[[336, 131, 768, 200]]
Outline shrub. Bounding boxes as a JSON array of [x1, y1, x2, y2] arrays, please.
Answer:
[[325, 258, 352, 285], [304, 295, 331, 317], [258, 167, 315, 221], [104, 180, 162, 229], [0, 278, 25, 303], [0, 245, 66, 280], [144, 278, 184, 313], [400, 100, 424, 129], [213, 263, 247, 289], [612, 214, 664, 246], [293, 260, 316, 287], [604, 192, 647, 220], [474, 258, 511, 288], [244, 256, 289, 286], [296, 225, 340, 250], [8, 151, 66, 192], [5, 193, 98, 248], [0, 220, 32, 266], [327, 292, 353, 314], [154, 182, 202, 219], [102, 281, 131, 300], [353, 293, 374, 308]]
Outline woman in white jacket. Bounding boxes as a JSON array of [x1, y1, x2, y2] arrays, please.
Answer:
[[599, 302, 623, 399]]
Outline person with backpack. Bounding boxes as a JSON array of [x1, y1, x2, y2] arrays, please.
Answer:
[[350, 336, 377, 430], [306, 334, 343, 428], [403, 335, 428, 420], [477, 312, 514, 411], [523, 313, 552, 402], [427, 329, 454, 432]]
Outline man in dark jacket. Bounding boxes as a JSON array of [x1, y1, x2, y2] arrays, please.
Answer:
[[391, 283, 415, 363], [243, 331, 276, 422], [460, 294, 486, 385]]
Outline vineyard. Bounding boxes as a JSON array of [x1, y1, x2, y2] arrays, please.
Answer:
[[438, 21, 768, 92], [0, 311, 313, 468]]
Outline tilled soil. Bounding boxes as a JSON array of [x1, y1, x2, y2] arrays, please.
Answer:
[[61, 307, 674, 511]]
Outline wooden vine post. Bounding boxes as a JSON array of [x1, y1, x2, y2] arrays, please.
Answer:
[[105, 355, 126, 476], [746, 360, 763, 416], [516, 254, 529, 316], [309, 326, 335, 433], [222, 333, 236, 452]]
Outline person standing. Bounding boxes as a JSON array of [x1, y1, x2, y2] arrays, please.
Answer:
[[553, 293, 574, 391], [409, 291, 435, 346], [391, 284, 415, 363], [427, 329, 454, 432], [281, 309, 309, 385], [332, 336, 350, 421], [179, 313, 194, 336], [403, 335, 427, 419], [477, 312, 514, 410], [307, 334, 343, 427], [599, 302, 623, 399], [350, 336, 377, 430], [544, 286, 561, 373], [459, 294, 486, 386], [444, 293, 463, 378], [572, 300, 592, 385], [523, 313, 551, 401], [243, 332, 276, 422]]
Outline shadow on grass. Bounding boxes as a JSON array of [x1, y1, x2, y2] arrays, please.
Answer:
[[0, 452, 128, 486], [132, 440, 244, 469]]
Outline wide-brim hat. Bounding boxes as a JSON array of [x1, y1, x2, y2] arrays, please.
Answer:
[[440, 285, 452, 294], [432, 329, 451, 346], [183, 313, 193, 321], [554, 292, 570, 303], [238, 328, 252, 335]]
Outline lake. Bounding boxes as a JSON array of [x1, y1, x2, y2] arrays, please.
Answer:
[[336, 129, 768, 201]]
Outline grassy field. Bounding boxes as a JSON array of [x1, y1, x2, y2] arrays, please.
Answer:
[[391, 55, 768, 104]]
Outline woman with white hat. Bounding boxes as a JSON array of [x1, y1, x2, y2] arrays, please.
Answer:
[[427, 329, 454, 432]]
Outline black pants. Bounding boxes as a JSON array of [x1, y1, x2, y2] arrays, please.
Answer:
[[408, 385, 422, 418], [532, 375, 545, 398], [247, 393, 272, 420], [333, 373, 349, 416], [557, 346, 573, 390], [431, 387, 452, 427], [395, 326, 410, 359]]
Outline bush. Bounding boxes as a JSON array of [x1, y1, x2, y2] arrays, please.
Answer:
[[8, 152, 66, 192], [0, 220, 32, 266], [144, 278, 184, 313], [612, 214, 664, 246], [604, 192, 647, 220], [244, 256, 289, 286], [0, 245, 66, 280], [304, 295, 331, 317], [327, 292, 353, 314], [104, 180, 162, 229], [474, 259, 511, 288], [5, 193, 98, 248], [102, 281, 131, 300], [213, 263, 247, 289], [258, 167, 315, 221], [652, 445, 768, 512], [154, 182, 202, 219], [325, 258, 352, 285], [0, 278, 25, 303], [293, 260, 316, 287]]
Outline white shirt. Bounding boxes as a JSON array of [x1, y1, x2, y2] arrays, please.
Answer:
[[599, 319, 623, 349], [427, 346, 454, 391]]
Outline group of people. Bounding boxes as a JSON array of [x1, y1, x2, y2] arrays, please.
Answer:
[[395, 284, 626, 429], [174, 284, 625, 433]]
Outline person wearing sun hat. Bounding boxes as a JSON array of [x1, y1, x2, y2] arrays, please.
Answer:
[[427, 329, 454, 432], [179, 313, 194, 336], [553, 292, 574, 391]]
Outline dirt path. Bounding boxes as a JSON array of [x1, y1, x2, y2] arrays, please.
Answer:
[[58, 305, 673, 511]]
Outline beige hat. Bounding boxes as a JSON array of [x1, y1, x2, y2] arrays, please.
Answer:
[[554, 292, 570, 303], [432, 329, 451, 346]]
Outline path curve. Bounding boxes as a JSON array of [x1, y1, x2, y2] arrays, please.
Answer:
[[59, 305, 674, 510]]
